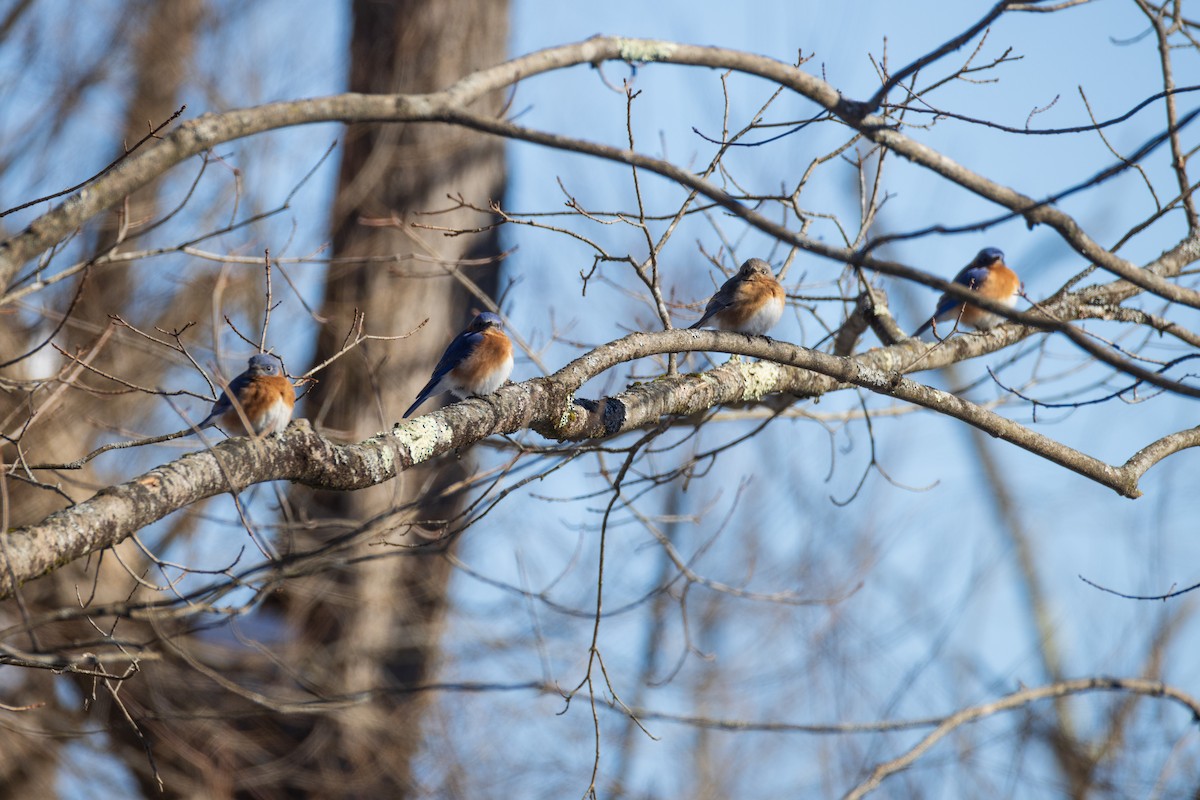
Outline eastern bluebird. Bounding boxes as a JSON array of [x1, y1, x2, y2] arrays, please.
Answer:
[[913, 247, 1021, 338], [197, 354, 295, 436], [689, 257, 786, 336], [403, 311, 514, 418]]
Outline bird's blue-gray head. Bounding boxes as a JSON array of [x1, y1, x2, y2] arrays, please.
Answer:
[[468, 312, 504, 332], [247, 353, 283, 376], [975, 247, 1005, 265], [739, 258, 775, 279]]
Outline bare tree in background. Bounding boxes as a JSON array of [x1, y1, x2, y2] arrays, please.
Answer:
[[0, 2, 510, 797], [0, 2, 208, 795], [265, 0, 510, 793], [2, 2, 1200, 798]]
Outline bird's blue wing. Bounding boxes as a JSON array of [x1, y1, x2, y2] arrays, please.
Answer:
[[689, 281, 738, 329], [931, 264, 991, 319], [427, 329, 482, 386], [199, 371, 256, 428], [404, 329, 483, 417], [951, 263, 991, 290]]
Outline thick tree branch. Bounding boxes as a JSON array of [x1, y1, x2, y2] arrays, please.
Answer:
[[4, 37, 1197, 308], [440, 106, 1200, 396], [5, 327, 1196, 600]]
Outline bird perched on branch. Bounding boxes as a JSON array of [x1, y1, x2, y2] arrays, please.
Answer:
[[688, 257, 785, 336], [404, 311, 514, 418], [913, 247, 1020, 338], [198, 353, 295, 436]]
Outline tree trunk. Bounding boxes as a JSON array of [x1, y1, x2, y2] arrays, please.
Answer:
[[266, 0, 509, 795], [77, 1, 509, 795]]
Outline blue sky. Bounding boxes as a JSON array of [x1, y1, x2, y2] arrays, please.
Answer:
[[367, 2, 1200, 796], [8, 0, 1198, 796]]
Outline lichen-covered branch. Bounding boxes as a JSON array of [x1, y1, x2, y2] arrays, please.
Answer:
[[4, 326, 1196, 600]]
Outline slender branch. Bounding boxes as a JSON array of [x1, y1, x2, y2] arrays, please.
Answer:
[[5, 37, 1196, 310], [862, 0, 1014, 112], [0, 105, 186, 219], [843, 677, 1200, 800], [1135, 0, 1199, 231]]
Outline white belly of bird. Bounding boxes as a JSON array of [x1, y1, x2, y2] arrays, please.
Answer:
[[737, 294, 785, 335], [472, 351, 514, 395], [255, 398, 293, 435], [448, 351, 514, 399], [970, 293, 1018, 330]]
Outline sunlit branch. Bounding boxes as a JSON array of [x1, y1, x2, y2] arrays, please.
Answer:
[[5, 37, 1197, 311], [6, 324, 1198, 599]]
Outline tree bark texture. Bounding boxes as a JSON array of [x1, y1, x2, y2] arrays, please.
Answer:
[[285, 2, 508, 792], [82, 1, 512, 797]]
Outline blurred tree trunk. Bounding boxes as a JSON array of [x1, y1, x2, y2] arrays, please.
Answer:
[[0, 1, 206, 798], [0, 0, 207, 528], [69, 2, 510, 796], [9, 2, 509, 797], [75, 1, 506, 796], [267, 0, 509, 795]]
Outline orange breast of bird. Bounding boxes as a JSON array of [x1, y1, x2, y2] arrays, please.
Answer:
[[960, 264, 1020, 329], [717, 275, 785, 329], [455, 327, 513, 389], [985, 264, 1021, 301], [251, 375, 296, 412], [227, 375, 295, 432]]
